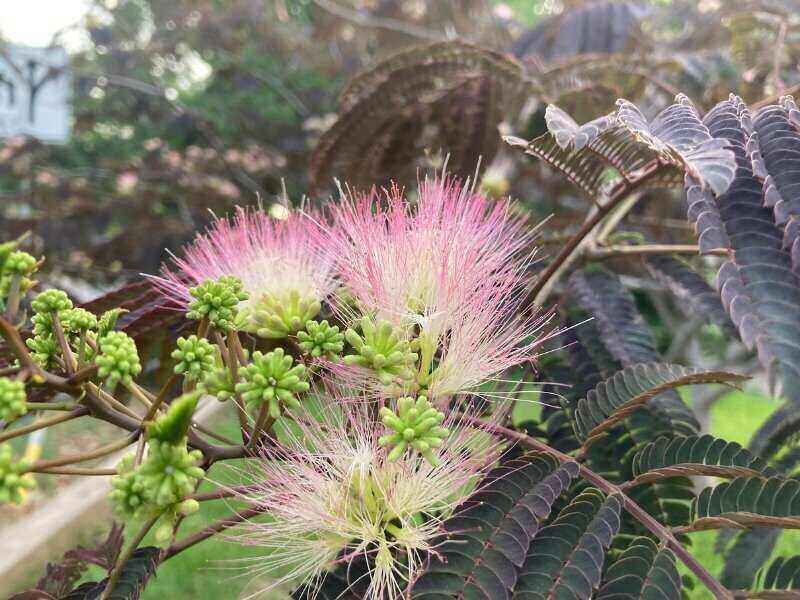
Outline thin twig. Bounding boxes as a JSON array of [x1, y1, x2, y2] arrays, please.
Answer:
[[587, 244, 728, 259], [0, 407, 88, 443], [528, 160, 666, 306], [162, 506, 265, 560], [23, 433, 135, 472]]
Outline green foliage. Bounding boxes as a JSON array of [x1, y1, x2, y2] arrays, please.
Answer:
[[573, 363, 748, 445], [0, 377, 26, 422], [98, 308, 127, 337], [147, 392, 200, 444], [96, 331, 143, 389], [631, 434, 775, 485], [235, 347, 309, 417], [692, 476, 800, 529], [69, 546, 161, 600], [200, 366, 237, 402], [516, 489, 623, 599], [411, 453, 579, 597], [171, 335, 217, 381], [297, 319, 344, 359], [378, 396, 449, 466], [186, 276, 248, 332], [596, 537, 682, 600], [344, 317, 418, 385]]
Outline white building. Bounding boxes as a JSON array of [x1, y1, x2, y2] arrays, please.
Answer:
[[0, 44, 70, 143]]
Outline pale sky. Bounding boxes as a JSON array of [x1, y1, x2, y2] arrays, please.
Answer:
[[1, 0, 89, 49]]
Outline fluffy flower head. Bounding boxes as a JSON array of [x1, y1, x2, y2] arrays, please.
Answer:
[[227, 391, 504, 599], [327, 177, 554, 398], [153, 208, 335, 338]]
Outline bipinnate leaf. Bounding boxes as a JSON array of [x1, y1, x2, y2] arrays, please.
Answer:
[[629, 434, 775, 486], [689, 476, 800, 532], [514, 489, 623, 599], [596, 537, 682, 600], [411, 453, 579, 599], [60, 546, 160, 600], [573, 363, 748, 446]]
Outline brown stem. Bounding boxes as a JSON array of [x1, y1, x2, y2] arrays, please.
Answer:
[[0, 315, 74, 392], [25, 401, 77, 411], [34, 466, 118, 475], [527, 160, 665, 305], [587, 244, 729, 259], [0, 407, 88, 443], [473, 419, 733, 600], [52, 315, 76, 376], [23, 433, 135, 472], [162, 506, 265, 560], [143, 372, 178, 422]]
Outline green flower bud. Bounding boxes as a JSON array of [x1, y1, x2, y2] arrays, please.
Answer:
[[379, 395, 450, 466], [171, 335, 217, 381], [26, 334, 59, 369], [147, 392, 200, 444], [4, 251, 38, 276], [0, 241, 19, 268], [187, 276, 248, 332], [235, 347, 309, 418], [297, 319, 344, 359], [98, 308, 127, 336], [344, 317, 418, 385], [0, 443, 35, 505], [243, 289, 321, 339], [201, 366, 237, 402], [137, 439, 205, 507], [31, 289, 73, 314], [109, 455, 148, 518], [0, 377, 26, 422], [96, 331, 142, 389], [60, 307, 98, 333]]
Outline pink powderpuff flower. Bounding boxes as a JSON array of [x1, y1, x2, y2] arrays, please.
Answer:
[[323, 176, 555, 399], [223, 389, 506, 599], [151, 207, 336, 338]]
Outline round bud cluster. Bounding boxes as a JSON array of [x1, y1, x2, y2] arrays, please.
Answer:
[[26, 334, 59, 369], [137, 440, 205, 507], [244, 289, 321, 339], [297, 319, 344, 359], [0, 444, 35, 505], [236, 347, 309, 417], [109, 441, 204, 520], [201, 366, 237, 401], [31, 289, 73, 316], [379, 395, 450, 466], [4, 251, 37, 276], [109, 455, 148, 518], [344, 317, 418, 385], [0, 377, 27, 422], [30, 289, 73, 337], [60, 307, 98, 333], [171, 335, 217, 381], [96, 331, 142, 389], [187, 276, 248, 331]]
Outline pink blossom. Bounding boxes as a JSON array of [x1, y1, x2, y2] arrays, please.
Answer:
[[224, 388, 505, 599], [151, 208, 335, 332], [324, 176, 554, 398]]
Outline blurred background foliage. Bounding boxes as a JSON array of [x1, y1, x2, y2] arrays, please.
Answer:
[[3, 0, 799, 293]]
